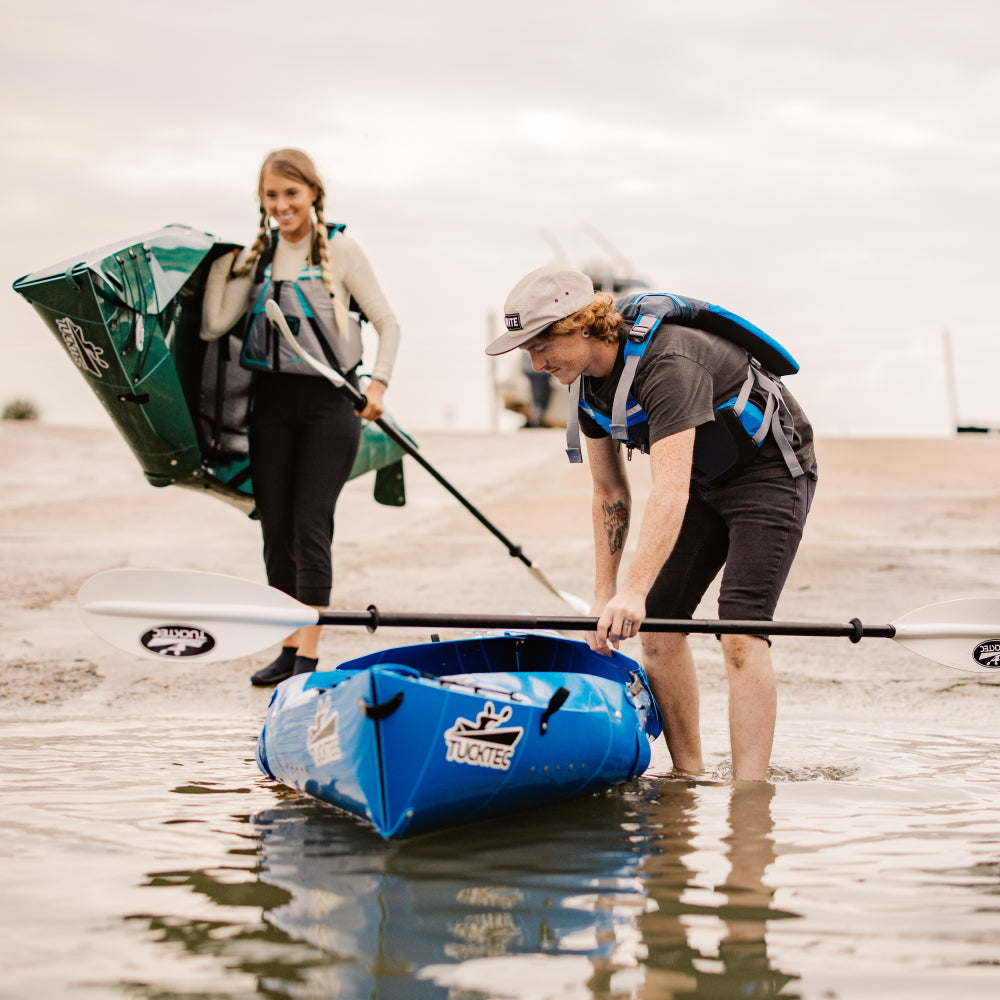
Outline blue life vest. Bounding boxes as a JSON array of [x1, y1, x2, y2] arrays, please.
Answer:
[[240, 224, 363, 376], [566, 293, 803, 485]]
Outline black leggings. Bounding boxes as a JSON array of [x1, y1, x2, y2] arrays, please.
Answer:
[[248, 372, 362, 606]]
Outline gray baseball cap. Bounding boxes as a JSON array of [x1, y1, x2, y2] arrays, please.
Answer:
[[486, 266, 595, 355]]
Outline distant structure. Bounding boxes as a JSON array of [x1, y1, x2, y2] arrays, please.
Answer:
[[578, 225, 651, 296], [942, 328, 997, 434], [493, 229, 651, 429]]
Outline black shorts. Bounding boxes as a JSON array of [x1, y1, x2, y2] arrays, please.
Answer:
[[645, 466, 817, 630]]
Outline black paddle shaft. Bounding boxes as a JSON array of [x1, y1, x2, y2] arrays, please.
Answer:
[[267, 302, 539, 573], [333, 379, 537, 570], [317, 606, 899, 641]]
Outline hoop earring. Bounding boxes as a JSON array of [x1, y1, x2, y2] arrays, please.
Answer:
[[581, 330, 590, 338]]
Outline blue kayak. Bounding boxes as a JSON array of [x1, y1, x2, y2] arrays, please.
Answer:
[[255, 631, 663, 838]]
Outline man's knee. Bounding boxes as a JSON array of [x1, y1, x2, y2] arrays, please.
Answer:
[[640, 630, 690, 662], [720, 633, 770, 670]]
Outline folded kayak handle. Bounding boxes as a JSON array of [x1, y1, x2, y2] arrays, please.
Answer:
[[539, 687, 570, 735], [360, 691, 404, 720]]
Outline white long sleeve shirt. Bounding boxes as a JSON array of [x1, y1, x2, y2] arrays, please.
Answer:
[[200, 228, 401, 384]]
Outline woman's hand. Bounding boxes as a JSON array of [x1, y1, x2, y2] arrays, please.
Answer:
[[357, 379, 386, 421]]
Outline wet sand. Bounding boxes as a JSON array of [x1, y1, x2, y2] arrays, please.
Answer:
[[2, 423, 999, 751]]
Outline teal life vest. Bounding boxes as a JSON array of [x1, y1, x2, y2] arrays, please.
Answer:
[[240, 224, 363, 376], [565, 293, 804, 485]]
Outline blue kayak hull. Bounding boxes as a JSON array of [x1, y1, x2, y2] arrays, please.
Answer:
[[256, 632, 662, 838]]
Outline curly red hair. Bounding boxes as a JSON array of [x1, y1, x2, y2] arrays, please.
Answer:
[[543, 292, 623, 344]]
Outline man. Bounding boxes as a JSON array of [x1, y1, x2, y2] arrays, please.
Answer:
[[487, 266, 817, 780]]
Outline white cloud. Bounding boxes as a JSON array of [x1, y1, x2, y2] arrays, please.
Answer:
[[2, 0, 999, 434], [769, 99, 934, 152]]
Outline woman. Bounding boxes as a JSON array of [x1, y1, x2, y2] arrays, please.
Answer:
[[201, 149, 401, 686]]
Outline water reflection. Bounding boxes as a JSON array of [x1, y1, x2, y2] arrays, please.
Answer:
[[637, 782, 799, 999], [128, 779, 800, 998], [249, 792, 655, 998]]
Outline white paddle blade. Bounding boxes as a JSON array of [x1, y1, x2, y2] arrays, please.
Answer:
[[891, 598, 1000, 673], [264, 299, 345, 386], [526, 567, 591, 615], [78, 569, 318, 662]]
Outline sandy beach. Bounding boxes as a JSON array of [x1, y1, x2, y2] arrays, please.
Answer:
[[2, 423, 999, 743], [5, 422, 1000, 1000]]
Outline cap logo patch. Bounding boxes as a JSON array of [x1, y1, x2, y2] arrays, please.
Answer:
[[504, 312, 522, 331]]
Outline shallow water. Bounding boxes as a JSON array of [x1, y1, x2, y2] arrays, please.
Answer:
[[2, 708, 999, 1000]]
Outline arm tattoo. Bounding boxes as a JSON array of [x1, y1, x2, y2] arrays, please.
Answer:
[[602, 500, 629, 555]]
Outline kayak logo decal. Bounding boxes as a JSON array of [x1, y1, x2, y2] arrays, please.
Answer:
[[444, 701, 523, 771], [973, 641, 1000, 668], [56, 316, 109, 379], [140, 625, 216, 657], [307, 704, 343, 766]]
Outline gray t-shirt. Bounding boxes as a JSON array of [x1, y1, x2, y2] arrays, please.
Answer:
[[579, 323, 815, 485]]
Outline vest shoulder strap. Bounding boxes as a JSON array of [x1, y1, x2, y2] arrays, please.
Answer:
[[566, 377, 584, 463], [253, 222, 348, 282], [617, 293, 799, 377]]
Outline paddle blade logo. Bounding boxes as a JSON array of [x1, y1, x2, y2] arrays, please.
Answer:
[[444, 701, 523, 771], [140, 625, 217, 658], [973, 641, 1000, 668]]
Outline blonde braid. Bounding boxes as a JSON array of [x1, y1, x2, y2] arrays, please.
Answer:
[[312, 197, 337, 297], [313, 198, 351, 341], [231, 205, 271, 278]]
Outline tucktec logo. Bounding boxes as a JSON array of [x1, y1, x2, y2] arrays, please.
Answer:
[[307, 704, 343, 766], [140, 625, 216, 657], [973, 641, 1000, 668], [56, 316, 109, 378], [444, 701, 523, 771]]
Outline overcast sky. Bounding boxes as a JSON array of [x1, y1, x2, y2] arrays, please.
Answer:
[[2, 0, 998, 435]]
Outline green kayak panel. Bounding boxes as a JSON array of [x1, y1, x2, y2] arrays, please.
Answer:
[[13, 224, 412, 512]]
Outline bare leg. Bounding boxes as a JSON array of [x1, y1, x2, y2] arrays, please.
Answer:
[[287, 616, 323, 659], [721, 634, 776, 781], [640, 631, 704, 774]]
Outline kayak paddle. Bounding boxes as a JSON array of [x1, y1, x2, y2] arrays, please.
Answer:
[[263, 299, 588, 614], [78, 568, 1000, 673]]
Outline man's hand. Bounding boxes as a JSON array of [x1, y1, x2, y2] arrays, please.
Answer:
[[587, 590, 645, 655]]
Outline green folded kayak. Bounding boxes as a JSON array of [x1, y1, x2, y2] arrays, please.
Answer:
[[12, 224, 411, 511]]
